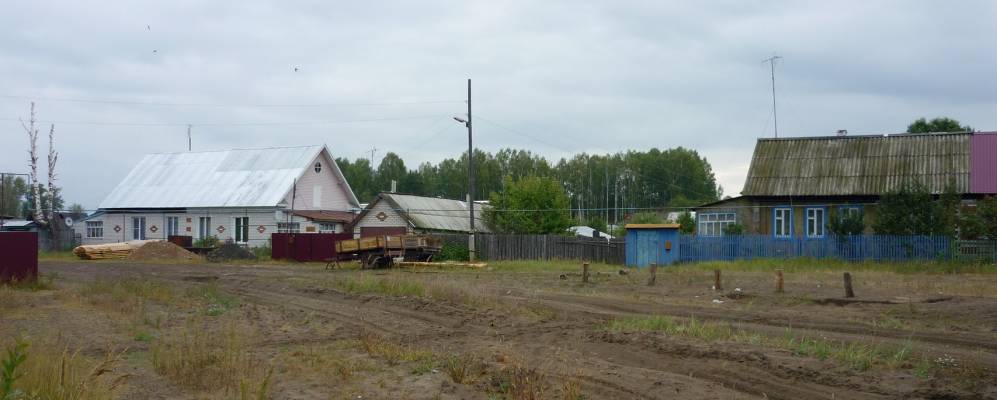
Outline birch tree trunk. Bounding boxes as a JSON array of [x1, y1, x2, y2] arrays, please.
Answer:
[[22, 102, 45, 226]]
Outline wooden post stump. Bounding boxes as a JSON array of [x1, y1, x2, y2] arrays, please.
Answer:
[[775, 269, 784, 293], [843, 272, 855, 298], [582, 261, 590, 283], [647, 263, 657, 286], [714, 269, 723, 291]]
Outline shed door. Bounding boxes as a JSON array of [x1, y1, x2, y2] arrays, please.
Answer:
[[360, 226, 407, 237], [635, 230, 661, 267]]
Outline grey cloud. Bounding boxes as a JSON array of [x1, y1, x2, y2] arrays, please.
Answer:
[[1, 0, 994, 209]]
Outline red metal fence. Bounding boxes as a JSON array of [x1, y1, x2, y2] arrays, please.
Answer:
[[271, 233, 352, 262], [1, 232, 38, 283]]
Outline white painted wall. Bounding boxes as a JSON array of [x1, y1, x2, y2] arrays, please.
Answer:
[[283, 150, 356, 211], [78, 208, 349, 247]]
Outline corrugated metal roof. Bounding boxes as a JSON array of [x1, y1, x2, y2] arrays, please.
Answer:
[[99, 145, 347, 209], [970, 132, 997, 194], [0, 220, 35, 228], [742, 133, 971, 196], [381, 193, 491, 233]]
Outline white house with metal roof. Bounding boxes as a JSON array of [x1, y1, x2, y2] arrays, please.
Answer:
[[78, 145, 360, 247], [351, 192, 490, 237]]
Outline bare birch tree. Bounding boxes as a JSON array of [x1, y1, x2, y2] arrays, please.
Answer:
[[21, 102, 45, 226], [20, 102, 62, 248], [46, 123, 58, 222]]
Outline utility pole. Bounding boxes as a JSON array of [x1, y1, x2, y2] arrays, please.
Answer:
[[187, 124, 192, 151], [763, 54, 782, 138], [604, 163, 609, 228], [466, 79, 475, 261]]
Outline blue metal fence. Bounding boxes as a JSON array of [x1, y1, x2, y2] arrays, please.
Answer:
[[678, 235, 952, 263]]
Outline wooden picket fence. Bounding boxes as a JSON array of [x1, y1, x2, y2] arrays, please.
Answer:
[[433, 233, 625, 264], [432, 233, 996, 265]]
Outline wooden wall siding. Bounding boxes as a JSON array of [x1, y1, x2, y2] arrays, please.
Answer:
[[743, 133, 970, 196], [284, 151, 356, 211], [435, 234, 625, 264], [352, 199, 411, 235]]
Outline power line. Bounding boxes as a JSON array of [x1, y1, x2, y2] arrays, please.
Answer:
[[51, 201, 883, 215], [0, 94, 463, 108], [0, 114, 443, 127]]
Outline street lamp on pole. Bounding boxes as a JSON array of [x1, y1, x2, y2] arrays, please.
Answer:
[[453, 79, 475, 261]]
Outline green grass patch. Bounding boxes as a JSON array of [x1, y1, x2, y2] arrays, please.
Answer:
[[37, 250, 77, 261], [485, 260, 622, 273], [606, 315, 924, 373], [334, 274, 426, 297], [672, 258, 997, 274]]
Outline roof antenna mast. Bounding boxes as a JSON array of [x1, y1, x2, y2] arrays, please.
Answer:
[[762, 54, 782, 138], [367, 147, 378, 168]]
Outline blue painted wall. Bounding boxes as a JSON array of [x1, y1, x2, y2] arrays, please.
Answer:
[[625, 227, 680, 267]]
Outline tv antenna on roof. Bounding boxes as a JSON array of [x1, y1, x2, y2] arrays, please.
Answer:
[[762, 54, 783, 138]]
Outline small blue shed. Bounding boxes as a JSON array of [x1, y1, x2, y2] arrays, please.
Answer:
[[625, 224, 680, 268]]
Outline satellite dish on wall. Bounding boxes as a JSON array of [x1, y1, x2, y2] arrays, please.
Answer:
[[64, 217, 74, 227]]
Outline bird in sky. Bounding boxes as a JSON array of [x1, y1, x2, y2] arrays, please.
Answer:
[[294, 66, 300, 72], [152, 49, 157, 54], [147, 24, 151, 30]]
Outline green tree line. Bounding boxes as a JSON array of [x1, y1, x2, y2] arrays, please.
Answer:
[[337, 147, 720, 223]]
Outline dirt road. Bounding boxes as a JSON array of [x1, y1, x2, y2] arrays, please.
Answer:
[[12, 260, 996, 399]]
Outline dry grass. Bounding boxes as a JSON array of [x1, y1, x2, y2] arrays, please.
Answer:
[[356, 331, 434, 367], [504, 365, 547, 400], [560, 376, 583, 400], [0, 285, 23, 312], [606, 315, 928, 373], [442, 352, 486, 384], [1, 336, 125, 400], [150, 318, 272, 397], [280, 341, 374, 382], [77, 278, 177, 313]]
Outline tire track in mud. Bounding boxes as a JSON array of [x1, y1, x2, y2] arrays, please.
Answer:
[[215, 274, 907, 400], [502, 289, 997, 358], [40, 262, 991, 400]]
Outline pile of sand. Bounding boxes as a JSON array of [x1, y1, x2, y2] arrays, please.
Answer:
[[206, 243, 256, 263], [128, 241, 202, 262]]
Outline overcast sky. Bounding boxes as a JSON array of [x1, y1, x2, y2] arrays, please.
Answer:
[[2, 1, 995, 210]]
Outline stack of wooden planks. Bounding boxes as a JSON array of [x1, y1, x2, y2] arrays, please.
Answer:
[[72, 240, 157, 260]]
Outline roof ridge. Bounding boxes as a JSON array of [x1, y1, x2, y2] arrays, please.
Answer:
[[757, 132, 972, 141], [146, 144, 323, 155]]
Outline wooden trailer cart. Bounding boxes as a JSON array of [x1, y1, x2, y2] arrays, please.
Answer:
[[334, 235, 443, 269]]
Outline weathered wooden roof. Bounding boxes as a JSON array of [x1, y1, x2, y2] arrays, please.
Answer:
[[742, 133, 970, 196]]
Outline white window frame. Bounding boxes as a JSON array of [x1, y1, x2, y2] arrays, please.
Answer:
[[806, 207, 826, 238], [773, 208, 792, 238], [86, 221, 103, 238], [165, 216, 180, 238], [132, 217, 146, 240], [698, 212, 736, 237], [198, 217, 212, 239], [234, 217, 249, 243], [841, 206, 861, 218], [318, 222, 338, 233], [278, 222, 301, 233]]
